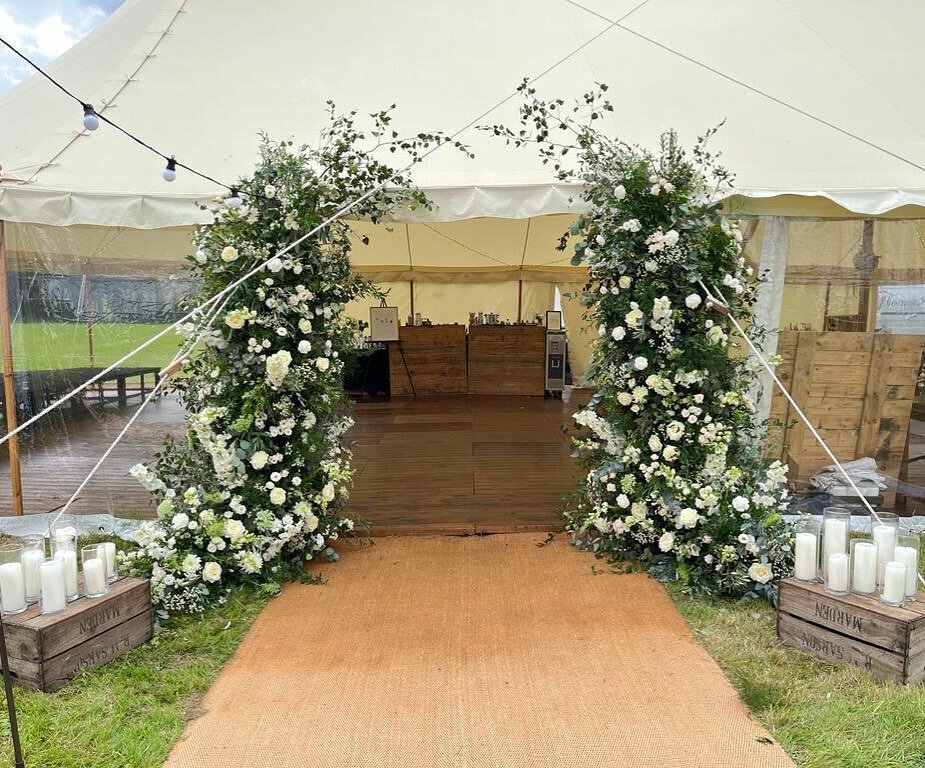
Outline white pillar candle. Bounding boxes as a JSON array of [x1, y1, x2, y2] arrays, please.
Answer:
[[60, 549, 78, 599], [826, 553, 849, 593], [83, 558, 106, 596], [823, 519, 848, 558], [795, 532, 818, 581], [101, 542, 117, 581], [895, 545, 919, 598], [852, 541, 878, 593], [54, 526, 77, 548], [882, 561, 907, 605], [0, 562, 26, 613], [39, 559, 67, 613], [21, 549, 44, 602], [873, 524, 897, 584]]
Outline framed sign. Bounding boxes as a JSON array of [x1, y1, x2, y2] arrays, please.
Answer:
[[546, 310, 562, 331], [369, 305, 399, 341]]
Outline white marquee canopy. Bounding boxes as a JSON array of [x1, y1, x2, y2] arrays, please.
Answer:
[[2, 0, 925, 230]]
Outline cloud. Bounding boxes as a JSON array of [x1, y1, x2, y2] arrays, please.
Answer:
[[0, 2, 112, 91]]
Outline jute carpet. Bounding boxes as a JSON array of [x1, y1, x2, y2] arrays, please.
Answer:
[[164, 534, 795, 768]]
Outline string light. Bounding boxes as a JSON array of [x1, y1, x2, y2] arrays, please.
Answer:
[[0, 35, 250, 206], [162, 157, 177, 182], [81, 103, 99, 131]]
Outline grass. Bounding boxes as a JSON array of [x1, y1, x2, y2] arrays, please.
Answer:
[[0, 588, 269, 768], [669, 587, 925, 768], [11, 322, 180, 371]]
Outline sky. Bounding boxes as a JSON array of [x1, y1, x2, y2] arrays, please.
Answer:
[[0, 0, 125, 91]]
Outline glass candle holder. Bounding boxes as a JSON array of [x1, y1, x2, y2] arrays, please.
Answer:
[[51, 536, 79, 602], [872, 512, 899, 587], [38, 556, 67, 615], [851, 538, 878, 595], [821, 507, 851, 579], [49, 513, 78, 552], [0, 542, 26, 615], [880, 560, 907, 607], [81, 545, 109, 598], [98, 541, 117, 582], [825, 552, 850, 596], [793, 516, 820, 582], [20, 534, 45, 604], [896, 528, 921, 600]]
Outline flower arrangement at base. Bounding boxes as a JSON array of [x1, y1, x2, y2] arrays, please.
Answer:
[[489, 84, 794, 601], [124, 107, 469, 614]]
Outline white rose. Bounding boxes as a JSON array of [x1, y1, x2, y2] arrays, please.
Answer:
[[611, 326, 626, 341], [625, 309, 644, 329], [617, 392, 633, 406], [298, 318, 313, 333], [732, 496, 750, 512], [304, 514, 319, 532], [662, 445, 679, 461], [659, 532, 675, 552], [224, 519, 245, 539], [171, 512, 189, 530], [677, 508, 699, 528], [315, 357, 330, 372], [613, 184, 626, 200], [265, 349, 292, 387], [267, 257, 283, 273], [616, 493, 631, 509], [648, 435, 662, 452], [748, 562, 774, 584], [202, 561, 222, 583], [663, 229, 680, 247], [618, 276, 632, 289], [621, 219, 641, 233], [269, 487, 286, 505], [685, 293, 702, 309], [298, 340, 312, 354], [224, 309, 248, 329], [220, 246, 238, 262], [633, 356, 648, 371], [250, 450, 269, 470], [666, 421, 685, 441], [321, 483, 336, 502]]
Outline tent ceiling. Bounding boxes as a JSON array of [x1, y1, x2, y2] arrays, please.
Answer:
[[2, 0, 925, 229]]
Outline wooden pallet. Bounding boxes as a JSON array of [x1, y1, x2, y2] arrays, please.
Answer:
[[2, 576, 153, 692], [777, 578, 925, 684], [767, 331, 925, 507]]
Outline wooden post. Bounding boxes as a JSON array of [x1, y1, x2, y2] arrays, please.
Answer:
[[0, 222, 24, 516]]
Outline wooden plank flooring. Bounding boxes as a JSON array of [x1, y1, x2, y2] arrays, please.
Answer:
[[0, 392, 584, 535], [350, 393, 582, 535]]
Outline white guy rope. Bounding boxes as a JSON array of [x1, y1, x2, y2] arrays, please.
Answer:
[[698, 279, 925, 588], [0, 12, 635, 452]]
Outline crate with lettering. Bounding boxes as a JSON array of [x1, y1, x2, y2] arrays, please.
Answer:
[[777, 578, 925, 684], [2, 576, 153, 692]]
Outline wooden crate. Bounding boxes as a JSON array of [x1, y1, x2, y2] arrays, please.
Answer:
[[3, 576, 153, 692], [767, 331, 925, 506], [777, 578, 925, 684], [388, 325, 467, 396], [468, 325, 546, 396]]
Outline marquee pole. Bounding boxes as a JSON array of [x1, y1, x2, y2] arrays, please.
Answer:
[[0, 222, 23, 516]]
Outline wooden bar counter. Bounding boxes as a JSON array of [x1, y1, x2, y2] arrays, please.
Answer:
[[388, 325, 467, 396], [468, 324, 546, 396]]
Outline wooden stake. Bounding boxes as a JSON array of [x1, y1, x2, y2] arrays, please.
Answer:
[[0, 222, 24, 516]]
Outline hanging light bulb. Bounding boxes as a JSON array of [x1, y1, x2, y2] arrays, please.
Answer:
[[82, 104, 99, 131], [162, 157, 177, 182], [228, 188, 243, 208]]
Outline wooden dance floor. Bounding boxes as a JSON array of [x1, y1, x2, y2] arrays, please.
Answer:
[[349, 393, 582, 535]]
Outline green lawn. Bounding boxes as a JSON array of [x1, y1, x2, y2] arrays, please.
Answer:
[[0, 587, 268, 768], [11, 323, 180, 371], [670, 587, 925, 768]]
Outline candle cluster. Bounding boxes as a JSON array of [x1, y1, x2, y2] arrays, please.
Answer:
[[794, 508, 921, 608], [0, 518, 120, 616]]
